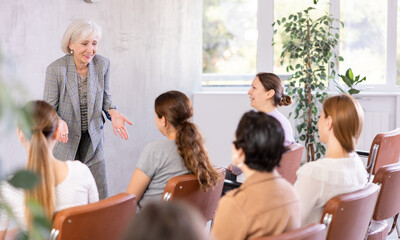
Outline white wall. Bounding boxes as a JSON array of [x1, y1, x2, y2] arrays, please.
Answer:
[[0, 0, 201, 195]]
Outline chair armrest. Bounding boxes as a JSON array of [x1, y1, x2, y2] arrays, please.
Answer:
[[223, 179, 242, 188], [356, 150, 370, 157]]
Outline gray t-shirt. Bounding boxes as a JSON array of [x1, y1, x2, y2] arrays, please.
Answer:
[[136, 139, 190, 208]]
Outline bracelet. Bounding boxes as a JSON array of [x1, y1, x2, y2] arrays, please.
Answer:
[[104, 106, 117, 121]]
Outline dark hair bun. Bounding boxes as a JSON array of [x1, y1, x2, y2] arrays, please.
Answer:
[[279, 95, 292, 106]]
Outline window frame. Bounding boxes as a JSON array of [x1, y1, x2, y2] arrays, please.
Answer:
[[202, 0, 400, 92]]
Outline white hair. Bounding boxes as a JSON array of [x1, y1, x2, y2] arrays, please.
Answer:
[[60, 19, 102, 54]]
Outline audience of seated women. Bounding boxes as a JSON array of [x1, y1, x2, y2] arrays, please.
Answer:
[[294, 94, 368, 226], [212, 110, 301, 240], [0, 100, 98, 240], [126, 90, 220, 209]]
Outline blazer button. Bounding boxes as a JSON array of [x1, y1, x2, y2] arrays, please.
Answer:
[[100, 126, 104, 129]]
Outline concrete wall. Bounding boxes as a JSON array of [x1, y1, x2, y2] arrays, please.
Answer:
[[0, 0, 202, 195]]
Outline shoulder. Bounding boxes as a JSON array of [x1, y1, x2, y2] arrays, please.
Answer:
[[66, 160, 92, 174], [218, 191, 242, 211], [268, 109, 291, 126], [0, 181, 23, 200], [46, 55, 69, 72], [297, 156, 368, 185], [143, 140, 177, 153], [296, 158, 330, 176]]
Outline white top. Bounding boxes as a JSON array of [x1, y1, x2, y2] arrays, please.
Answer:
[[294, 153, 368, 226], [0, 161, 99, 231]]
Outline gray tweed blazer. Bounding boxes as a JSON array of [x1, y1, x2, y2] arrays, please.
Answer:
[[43, 54, 113, 165]]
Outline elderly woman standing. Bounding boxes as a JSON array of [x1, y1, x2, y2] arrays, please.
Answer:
[[44, 19, 132, 199]]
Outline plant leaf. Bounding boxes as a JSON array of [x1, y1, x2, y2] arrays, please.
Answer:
[[8, 170, 39, 189]]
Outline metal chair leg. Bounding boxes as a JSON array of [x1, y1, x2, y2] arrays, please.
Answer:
[[396, 219, 400, 238]]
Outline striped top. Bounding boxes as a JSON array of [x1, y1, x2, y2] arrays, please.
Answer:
[[77, 74, 88, 132]]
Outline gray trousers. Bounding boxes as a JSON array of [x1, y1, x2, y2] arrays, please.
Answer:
[[75, 131, 108, 199]]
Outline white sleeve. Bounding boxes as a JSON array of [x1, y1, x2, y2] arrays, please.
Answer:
[[0, 186, 10, 231], [294, 173, 323, 224]]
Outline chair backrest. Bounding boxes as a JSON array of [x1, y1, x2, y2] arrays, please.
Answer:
[[254, 223, 326, 240], [321, 183, 380, 240], [366, 128, 400, 176], [162, 168, 226, 221], [276, 143, 304, 184], [372, 162, 400, 221], [50, 193, 136, 240]]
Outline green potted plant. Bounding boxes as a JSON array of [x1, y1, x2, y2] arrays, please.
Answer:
[[274, 6, 342, 161], [334, 68, 367, 95]]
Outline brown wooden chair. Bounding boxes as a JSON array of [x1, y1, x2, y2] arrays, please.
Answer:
[[276, 143, 304, 184], [367, 163, 400, 240], [254, 223, 326, 240], [321, 183, 380, 240], [162, 168, 226, 221], [358, 128, 400, 181], [49, 193, 136, 240]]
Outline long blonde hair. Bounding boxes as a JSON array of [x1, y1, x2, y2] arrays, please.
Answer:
[[19, 100, 59, 228]]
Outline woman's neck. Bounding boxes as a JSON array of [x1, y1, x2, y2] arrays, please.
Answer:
[[241, 164, 256, 179], [165, 127, 177, 140], [73, 58, 88, 75], [259, 103, 276, 114], [325, 137, 350, 159]]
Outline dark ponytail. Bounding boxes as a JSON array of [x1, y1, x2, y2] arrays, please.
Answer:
[[155, 91, 220, 190]]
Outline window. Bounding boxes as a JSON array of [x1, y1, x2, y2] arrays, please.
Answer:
[[203, 0, 257, 86], [202, 0, 400, 90], [340, 0, 387, 85]]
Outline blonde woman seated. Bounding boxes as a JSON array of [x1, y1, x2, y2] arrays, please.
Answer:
[[212, 111, 300, 240], [126, 91, 220, 209], [294, 94, 368, 226], [0, 101, 98, 239]]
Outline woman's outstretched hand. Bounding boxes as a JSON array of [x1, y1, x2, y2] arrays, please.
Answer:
[[109, 109, 133, 140]]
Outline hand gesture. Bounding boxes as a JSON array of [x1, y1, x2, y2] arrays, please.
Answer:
[[58, 119, 69, 143], [110, 110, 133, 140]]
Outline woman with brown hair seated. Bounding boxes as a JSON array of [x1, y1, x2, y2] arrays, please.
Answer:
[[294, 94, 368, 226], [126, 91, 220, 209], [212, 110, 300, 240]]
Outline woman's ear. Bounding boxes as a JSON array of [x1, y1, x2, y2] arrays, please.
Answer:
[[16, 128, 26, 144], [232, 147, 245, 166], [265, 89, 275, 100], [161, 116, 168, 128], [326, 115, 333, 131]]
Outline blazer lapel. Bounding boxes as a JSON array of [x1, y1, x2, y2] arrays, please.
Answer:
[[87, 59, 99, 124], [66, 55, 81, 125]]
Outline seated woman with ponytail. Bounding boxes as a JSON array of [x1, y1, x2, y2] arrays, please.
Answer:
[[0, 101, 98, 239], [126, 90, 220, 209]]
